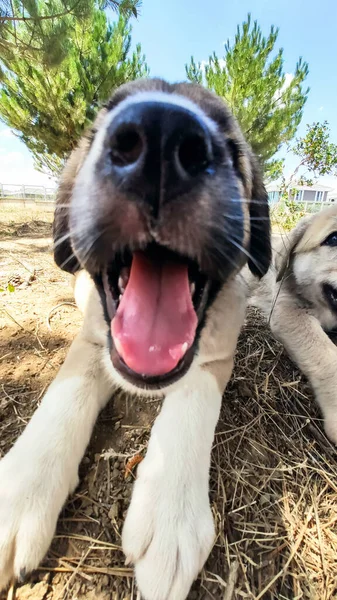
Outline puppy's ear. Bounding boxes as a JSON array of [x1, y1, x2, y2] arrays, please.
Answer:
[[53, 150, 80, 273], [54, 106, 109, 272], [275, 214, 313, 282], [247, 155, 272, 278], [53, 136, 93, 273]]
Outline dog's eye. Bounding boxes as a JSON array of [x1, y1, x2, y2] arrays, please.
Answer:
[[322, 232, 337, 247]]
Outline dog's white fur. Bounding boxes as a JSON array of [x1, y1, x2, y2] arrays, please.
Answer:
[[0, 272, 246, 599], [246, 205, 337, 444], [0, 81, 269, 599]]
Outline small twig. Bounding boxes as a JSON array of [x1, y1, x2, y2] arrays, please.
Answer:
[[223, 560, 239, 600], [55, 544, 94, 600], [37, 565, 133, 577], [46, 302, 77, 329], [57, 558, 92, 582], [55, 533, 120, 549], [9, 253, 34, 274], [1, 307, 26, 330]]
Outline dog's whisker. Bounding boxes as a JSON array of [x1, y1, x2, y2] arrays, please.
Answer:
[[72, 226, 111, 270], [267, 266, 290, 324], [210, 219, 265, 274], [53, 231, 73, 250], [59, 252, 78, 271], [226, 235, 267, 273]]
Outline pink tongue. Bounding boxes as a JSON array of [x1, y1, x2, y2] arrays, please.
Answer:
[[111, 252, 197, 376]]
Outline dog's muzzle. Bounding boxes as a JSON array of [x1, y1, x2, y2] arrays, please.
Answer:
[[89, 102, 217, 385]]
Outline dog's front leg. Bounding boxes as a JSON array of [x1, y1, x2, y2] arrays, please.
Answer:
[[270, 294, 337, 444], [0, 333, 113, 591], [122, 361, 233, 600]]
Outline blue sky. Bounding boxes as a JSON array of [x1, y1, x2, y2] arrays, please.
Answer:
[[1, 0, 337, 189]]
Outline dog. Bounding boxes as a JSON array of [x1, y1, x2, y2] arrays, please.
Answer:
[[0, 78, 271, 600], [247, 204, 337, 445]]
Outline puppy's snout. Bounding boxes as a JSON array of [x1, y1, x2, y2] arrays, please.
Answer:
[[107, 100, 213, 213]]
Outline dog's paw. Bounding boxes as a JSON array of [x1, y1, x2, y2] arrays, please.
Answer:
[[122, 461, 214, 600], [0, 450, 75, 591]]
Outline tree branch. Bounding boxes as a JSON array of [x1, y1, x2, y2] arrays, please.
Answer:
[[0, 0, 83, 22]]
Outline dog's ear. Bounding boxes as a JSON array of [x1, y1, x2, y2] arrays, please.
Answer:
[[54, 149, 81, 273], [54, 106, 109, 272], [275, 214, 313, 282], [247, 155, 272, 278], [53, 134, 94, 273]]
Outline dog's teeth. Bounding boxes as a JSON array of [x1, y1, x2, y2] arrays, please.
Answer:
[[118, 267, 130, 294], [190, 282, 196, 297], [118, 276, 125, 294], [119, 294, 123, 302]]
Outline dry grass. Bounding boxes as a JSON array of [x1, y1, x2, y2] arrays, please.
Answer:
[[1, 206, 337, 599], [208, 308, 337, 599], [0, 205, 53, 239]]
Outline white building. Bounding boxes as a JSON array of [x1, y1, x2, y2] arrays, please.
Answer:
[[266, 183, 333, 205]]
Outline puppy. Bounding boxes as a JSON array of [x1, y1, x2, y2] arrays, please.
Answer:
[[248, 205, 337, 444], [0, 78, 271, 600]]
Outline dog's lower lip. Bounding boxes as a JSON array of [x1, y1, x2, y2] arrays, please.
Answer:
[[110, 342, 196, 389], [117, 352, 187, 380]]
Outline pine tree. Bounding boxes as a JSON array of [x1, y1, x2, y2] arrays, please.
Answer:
[[0, 1, 141, 66], [0, 11, 148, 174], [186, 15, 309, 181]]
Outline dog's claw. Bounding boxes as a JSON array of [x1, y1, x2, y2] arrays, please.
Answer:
[[18, 568, 27, 583]]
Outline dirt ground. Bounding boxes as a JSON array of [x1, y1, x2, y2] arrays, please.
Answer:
[[1, 206, 337, 600]]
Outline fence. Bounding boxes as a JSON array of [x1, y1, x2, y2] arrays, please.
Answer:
[[0, 183, 56, 202], [270, 197, 335, 218], [301, 199, 335, 213], [268, 189, 336, 213], [0, 182, 335, 216]]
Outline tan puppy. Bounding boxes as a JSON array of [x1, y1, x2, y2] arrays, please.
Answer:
[[248, 205, 337, 444]]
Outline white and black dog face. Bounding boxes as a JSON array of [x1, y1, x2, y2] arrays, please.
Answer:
[[53, 78, 271, 389]]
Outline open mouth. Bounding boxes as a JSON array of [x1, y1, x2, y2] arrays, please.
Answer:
[[97, 243, 211, 387], [323, 283, 337, 313]]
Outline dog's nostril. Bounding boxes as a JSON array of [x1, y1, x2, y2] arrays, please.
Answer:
[[110, 129, 143, 167], [177, 134, 210, 177]]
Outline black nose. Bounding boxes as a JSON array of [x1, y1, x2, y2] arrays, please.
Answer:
[[106, 100, 213, 216]]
